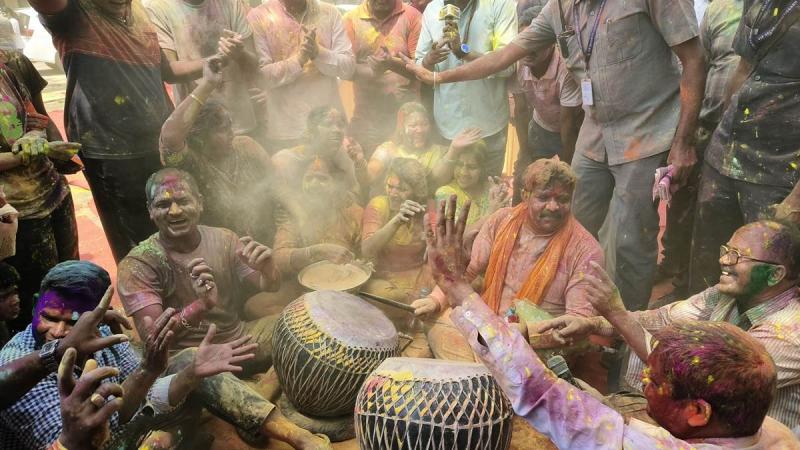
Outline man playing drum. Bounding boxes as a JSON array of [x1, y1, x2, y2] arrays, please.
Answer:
[[117, 168, 331, 450], [412, 158, 603, 362], [426, 196, 799, 449]]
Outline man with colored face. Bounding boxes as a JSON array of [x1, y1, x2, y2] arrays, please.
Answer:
[[413, 158, 603, 361], [117, 168, 330, 449], [425, 198, 799, 449], [537, 220, 800, 428], [0, 260, 254, 450]]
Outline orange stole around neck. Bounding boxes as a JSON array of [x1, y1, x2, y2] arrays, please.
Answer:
[[481, 204, 576, 314]]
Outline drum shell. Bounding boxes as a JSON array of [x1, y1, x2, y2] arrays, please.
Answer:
[[272, 296, 400, 417], [355, 359, 514, 450]]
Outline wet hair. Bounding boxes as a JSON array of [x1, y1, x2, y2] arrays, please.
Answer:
[[522, 158, 576, 194], [0, 262, 19, 294], [651, 320, 776, 437], [748, 220, 800, 278], [145, 168, 201, 206], [386, 157, 428, 202], [519, 5, 544, 27], [186, 99, 230, 150], [393, 102, 431, 145]]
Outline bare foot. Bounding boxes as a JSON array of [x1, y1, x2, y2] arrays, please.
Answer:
[[262, 410, 332, 450], [297, 432, 332, 450]]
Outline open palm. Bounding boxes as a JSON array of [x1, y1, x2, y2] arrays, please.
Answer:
[[192, 324, 258, 379]]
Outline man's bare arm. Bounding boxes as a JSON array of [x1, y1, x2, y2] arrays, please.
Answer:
[[667, 37, 706, 187], [29, 0, 68, 15]]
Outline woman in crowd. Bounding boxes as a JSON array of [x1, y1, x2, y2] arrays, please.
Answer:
[[244, 160, 364, 319], [0, 63, 80, 331], [272, 106, 360, 194], [367, 102, 481, 195], [434, 141, 510, 229], [361, 157, 431, 309], [160, 59, 281, 244]]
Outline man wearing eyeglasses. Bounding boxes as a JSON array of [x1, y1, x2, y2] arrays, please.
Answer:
[[536, 219, 800, 428]]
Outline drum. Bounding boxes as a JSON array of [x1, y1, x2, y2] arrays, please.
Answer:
[[355, 357, 514, 450], [272, 290, 400, 417]]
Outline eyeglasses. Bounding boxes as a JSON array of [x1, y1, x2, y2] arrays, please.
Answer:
[[719, 244, 781, 266]]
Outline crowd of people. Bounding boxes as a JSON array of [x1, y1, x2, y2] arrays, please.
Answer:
[[0, 0, 798, 445]]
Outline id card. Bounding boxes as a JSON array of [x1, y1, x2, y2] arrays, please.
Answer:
[[581, 78, 594, 106]]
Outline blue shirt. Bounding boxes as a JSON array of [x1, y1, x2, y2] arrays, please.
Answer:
[[0, 325, 140, 450]]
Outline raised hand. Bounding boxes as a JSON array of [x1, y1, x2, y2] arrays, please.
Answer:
[[488, 176, 510, 211], [583, 261, 626, 318], [450, 127, 482, 152], [238, 236, 277, 274], [218, 29, 245, 60], [141, 308, 179, 374], [58, 286, 130, 364], [421, 41, 449, 70], [57, 349, 124, 450], [188, 257, 218, 309], [202, 54, 226, 87], [191, 324, 257, 378], [392, 200, 425, 224], [425, 195, 471, 297]]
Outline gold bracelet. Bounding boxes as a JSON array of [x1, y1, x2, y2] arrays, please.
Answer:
[[189, 93, 205, 107]]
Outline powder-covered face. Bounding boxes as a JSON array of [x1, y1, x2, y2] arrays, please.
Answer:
[[642, 355, 687, 436], [525, 183, 572, 234], [0, 287, 19, 322], [203, 114, 234, 156], [386, 175, 413, 211], [369, 0, 395, 17], [454, 153, 482, 190], [718, 224, 785, 298], [313, 110, 346, 155], [148, 179, 202, 240], [403, 112, 430, 150]]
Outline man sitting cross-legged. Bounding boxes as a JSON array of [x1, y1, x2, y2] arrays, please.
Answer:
[[425, 196, 799, 449], [118, 168, 330, 449], [536, 220, 800, 429], [0, 260, 253, 449], [412, 158, 603, 362]]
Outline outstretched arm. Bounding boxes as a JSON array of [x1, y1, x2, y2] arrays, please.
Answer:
[[405, 43, 528, 85]]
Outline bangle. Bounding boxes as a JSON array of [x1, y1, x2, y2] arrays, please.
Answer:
[[49, 439, 68, 450], [433, 71, 438, 87], [189, 93, 205, 107]]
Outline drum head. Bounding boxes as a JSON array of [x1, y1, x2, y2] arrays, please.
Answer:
[[304, 290, 397, 349], [374, 357, 490, 380], [298, 260, 372, 292]]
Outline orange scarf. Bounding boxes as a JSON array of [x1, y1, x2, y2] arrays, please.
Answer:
[[482, 204, 576, 313]]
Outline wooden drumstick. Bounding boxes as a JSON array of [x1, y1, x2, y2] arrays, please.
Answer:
[[359, 291, 416, 313]]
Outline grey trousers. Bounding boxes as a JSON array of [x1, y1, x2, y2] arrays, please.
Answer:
[[571, 151, 667, 311]]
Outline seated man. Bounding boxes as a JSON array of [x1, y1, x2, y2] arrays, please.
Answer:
[[537, 220, 800, 428], [0, 262, 20, 348], [245, 160, 363, 319], [413, 158, 603, 362], [0, 260, 250, 449], [426, 198, 799, 449], [118, 168, 330, 449]]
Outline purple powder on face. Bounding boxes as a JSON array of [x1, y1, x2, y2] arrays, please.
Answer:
[[31, 290, 96, 330]]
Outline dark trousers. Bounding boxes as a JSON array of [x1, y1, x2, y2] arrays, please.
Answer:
[[572, 151, 667, 311], [482, 127, 509, 178], [688, 162, 791, 294], [6, 192, 79, 332], [81, 154, 161, 262], [513, 119, 562, 204]]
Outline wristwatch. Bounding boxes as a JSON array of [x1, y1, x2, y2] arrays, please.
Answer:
[[455, 43, 471, 59], [39, 339, 61, 372]]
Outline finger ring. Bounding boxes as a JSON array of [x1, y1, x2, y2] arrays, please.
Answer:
[[90, 393, 106, 408], [205, 284, 212, 291], [191, 274, 198, 279]]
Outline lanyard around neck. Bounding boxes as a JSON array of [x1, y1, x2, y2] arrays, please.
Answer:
[[573, 0, 608, 70]]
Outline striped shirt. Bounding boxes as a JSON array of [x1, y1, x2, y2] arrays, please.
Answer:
[[624, 286, 800, 428]]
